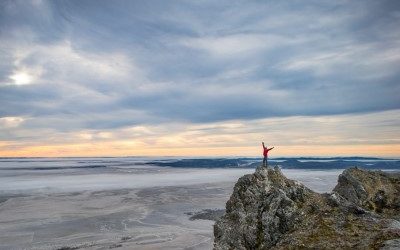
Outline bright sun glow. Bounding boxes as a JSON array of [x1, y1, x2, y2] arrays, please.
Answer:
[[9, 71, 33, 85]]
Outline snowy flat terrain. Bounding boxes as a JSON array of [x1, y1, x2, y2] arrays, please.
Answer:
[[0, 157, 360, 249]]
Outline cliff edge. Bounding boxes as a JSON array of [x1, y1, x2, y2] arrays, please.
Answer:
[[214, 166, 400, 249]]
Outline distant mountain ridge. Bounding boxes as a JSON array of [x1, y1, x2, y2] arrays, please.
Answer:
[[146, 157, 400, 170]]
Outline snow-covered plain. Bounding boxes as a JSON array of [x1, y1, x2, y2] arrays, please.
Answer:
[[0, 157, 343, 249]]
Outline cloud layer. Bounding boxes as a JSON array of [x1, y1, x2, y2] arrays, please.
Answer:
[[0, 0, 399, 156]]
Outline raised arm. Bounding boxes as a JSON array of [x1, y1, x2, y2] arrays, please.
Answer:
[[262, 142, 265, 149], [268, 147, 274, 151]]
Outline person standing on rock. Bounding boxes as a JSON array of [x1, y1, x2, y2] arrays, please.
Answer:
[[262, 142, 274, 168]]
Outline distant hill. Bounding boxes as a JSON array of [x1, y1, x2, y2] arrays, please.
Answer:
[[146, 157, 400, 170]]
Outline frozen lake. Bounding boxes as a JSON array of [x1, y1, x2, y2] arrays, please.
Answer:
[[0, 157, 345, 249]]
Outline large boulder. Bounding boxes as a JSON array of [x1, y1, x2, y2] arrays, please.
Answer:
[[333, 167, 400, 215]]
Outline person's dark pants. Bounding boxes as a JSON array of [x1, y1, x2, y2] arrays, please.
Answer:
[[263, 157, 268, 168]]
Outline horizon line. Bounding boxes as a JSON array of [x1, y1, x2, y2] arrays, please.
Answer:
[[0, 155, 399, 159]]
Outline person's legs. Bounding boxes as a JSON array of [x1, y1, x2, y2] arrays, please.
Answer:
[[263, 157, 267, 168]]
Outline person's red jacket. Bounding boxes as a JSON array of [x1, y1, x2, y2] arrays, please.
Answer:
[[263, 147, 271, 157]]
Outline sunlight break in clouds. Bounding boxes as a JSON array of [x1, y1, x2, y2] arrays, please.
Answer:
[[9, 71, 33, 85]]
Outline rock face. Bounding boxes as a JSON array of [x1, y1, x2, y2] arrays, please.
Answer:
[[333, 168, 400, 215], [214, 166, 400, 249]]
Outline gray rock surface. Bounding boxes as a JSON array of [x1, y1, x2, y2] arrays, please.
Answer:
[[333, 167, 400, 215], [214, 166, 400, 249]]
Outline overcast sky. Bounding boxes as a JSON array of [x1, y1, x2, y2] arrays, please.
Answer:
[[0, 0, 399, 157]]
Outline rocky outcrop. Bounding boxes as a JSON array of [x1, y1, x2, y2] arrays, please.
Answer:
[[214, 166, 400, 249], [333, 168, 400, 215]]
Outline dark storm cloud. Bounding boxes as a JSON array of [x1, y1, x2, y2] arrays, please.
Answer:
[[0, 0, 400, 137]]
